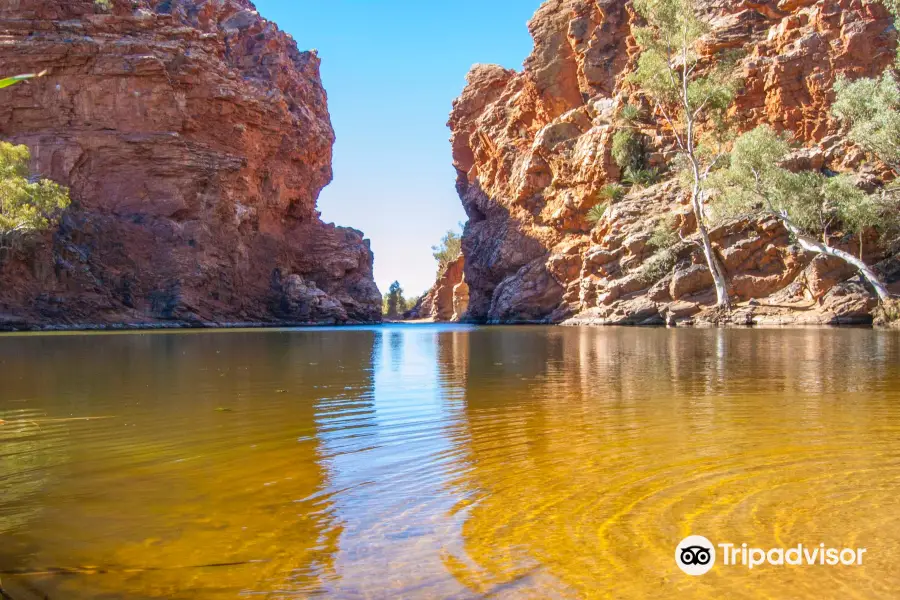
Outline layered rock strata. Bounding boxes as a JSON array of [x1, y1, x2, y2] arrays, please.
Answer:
[[406, 255, 469, 322], [0, 0, 381, 329], [449, 0, 899, 325]]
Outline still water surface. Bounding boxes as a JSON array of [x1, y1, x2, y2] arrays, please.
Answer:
[[1, 325, 899, 599]]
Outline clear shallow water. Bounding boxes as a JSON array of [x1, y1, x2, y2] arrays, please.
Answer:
[[0, 325, 899, 599]]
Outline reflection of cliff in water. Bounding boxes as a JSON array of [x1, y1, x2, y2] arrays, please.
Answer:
[[310, 326, 478, 597], [0, 330, 379, 599], [442, 328, 900, 597]]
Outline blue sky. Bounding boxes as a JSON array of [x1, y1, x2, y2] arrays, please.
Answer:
[[253, 1, 542, 297]]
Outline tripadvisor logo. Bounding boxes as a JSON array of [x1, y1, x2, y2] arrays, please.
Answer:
[[676, 535, 716, 576], [675, 536, 867, 575]]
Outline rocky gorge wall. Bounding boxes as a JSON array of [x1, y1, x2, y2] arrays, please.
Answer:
[[0, 0, 381, 329], [405, 255, 469, 322], [448, 0, 900, 326]]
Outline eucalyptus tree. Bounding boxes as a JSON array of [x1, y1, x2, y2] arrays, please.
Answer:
[[629, 0, 742, 309], [383, 281, 405, 318], [834, 73, 900, 173], [1, 72, 70, 242], [432, 229, 462, 274], [711, 126, 896, 302]]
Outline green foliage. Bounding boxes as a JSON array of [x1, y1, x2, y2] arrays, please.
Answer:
[[611, 130, 645, 173], [883, 0, 900, 16], [383, 281, 405, 318], [0, 142, 70, 241], [382, 282, 420, 318], [586, 183, 626, 224], [586, 203, 608, 224], [622, 166, 660, 189], [431, 227, 462, 274], [647, 215, 678, 251], [712, 125, 897, 242], [619, 103, 643, 124], [630, 0, 739, 106], [629, 0, 742, 309], [629, 0, 741, 164], [833, 72, 900, 169], [637, 248, 677, 285], [600, 183, 626, 202], [94, 0, 113, 12], [0, 73, 41, 90]]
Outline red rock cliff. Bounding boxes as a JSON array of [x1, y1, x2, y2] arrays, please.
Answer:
[[449, 0, 899, 325], [0, 0, 381, 328], [406, 255, 469, 322]]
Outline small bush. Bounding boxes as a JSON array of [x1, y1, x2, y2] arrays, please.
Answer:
[[622, 166, 660, 189], [636, 248, 677, 285], [586, 203, 608, 224], [94, 0, 113, 12], [600, 183, 626, 203], [612, 130, 645, 173], [619, 103, 643, 124], [647, 215, 678, 251]]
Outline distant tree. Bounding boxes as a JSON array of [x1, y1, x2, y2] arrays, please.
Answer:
[[383, 281, 405, 318], [403, 295, 420, 312], [1, 73, 70, 244], [629, 0, 742, 309], [710, 126, 897, 302], [431, 227, 463, 274]]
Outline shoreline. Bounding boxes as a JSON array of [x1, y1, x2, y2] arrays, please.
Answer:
[[0, 316, 896, 335], [0, 320, 383, 335]]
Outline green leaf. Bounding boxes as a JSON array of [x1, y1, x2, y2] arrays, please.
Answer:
[[0, 72, 43, 90]]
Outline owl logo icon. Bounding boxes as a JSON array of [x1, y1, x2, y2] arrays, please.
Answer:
[[676, 536, 716, 575]]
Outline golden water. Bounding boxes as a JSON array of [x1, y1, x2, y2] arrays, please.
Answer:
[[1, 326, 899, 599]]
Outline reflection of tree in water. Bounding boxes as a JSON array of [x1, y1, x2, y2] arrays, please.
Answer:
[[0, 415, 68, 553], [441, 328, 900, 598], [388, 329, 404, 372], [0, 336, 80, 577], [0, 330, 379, 599]]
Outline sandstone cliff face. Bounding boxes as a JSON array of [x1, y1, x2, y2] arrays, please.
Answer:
[[406, 255, 469, 322], [449, 0, 899, 325], [0, 0, 381, 328]]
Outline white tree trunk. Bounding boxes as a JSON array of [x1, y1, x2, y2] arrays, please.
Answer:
[[781, 217, 891, 302], [690, 170, 730, 309]]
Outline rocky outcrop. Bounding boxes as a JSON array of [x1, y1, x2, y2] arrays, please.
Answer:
[[0, 0, 381, 329], [406, 255, 469, 322], [449, 0, 899, 325]]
